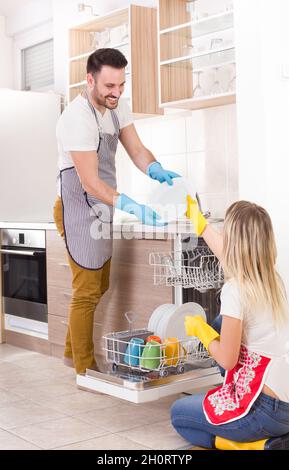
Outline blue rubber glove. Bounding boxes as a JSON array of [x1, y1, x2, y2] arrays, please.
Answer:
[[147, 161, 180, 186], [116, 193, 167, 227]]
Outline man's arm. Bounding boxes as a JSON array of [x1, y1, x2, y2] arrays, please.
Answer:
[[119, 123, 155, 173], [70, 151, 119, 206]]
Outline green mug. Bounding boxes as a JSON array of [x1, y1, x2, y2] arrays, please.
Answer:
[[140, 340, 161, 370]]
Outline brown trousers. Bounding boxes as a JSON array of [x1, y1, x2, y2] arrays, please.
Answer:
[[53, 197, 111, 374]]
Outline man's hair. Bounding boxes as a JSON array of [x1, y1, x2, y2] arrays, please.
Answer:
[[86, 48, 128, 75]]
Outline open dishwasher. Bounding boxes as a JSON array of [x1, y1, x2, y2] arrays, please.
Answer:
[[77, 234, 224, 403]]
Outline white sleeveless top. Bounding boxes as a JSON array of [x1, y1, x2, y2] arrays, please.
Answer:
[[220, 279, 289, 403]]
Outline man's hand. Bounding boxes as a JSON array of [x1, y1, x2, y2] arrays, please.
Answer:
[[147, 162, 180, 186]]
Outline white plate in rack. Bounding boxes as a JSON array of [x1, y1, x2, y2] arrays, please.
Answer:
[[148, 303, 174, 334], [157, 302, 207, 340]]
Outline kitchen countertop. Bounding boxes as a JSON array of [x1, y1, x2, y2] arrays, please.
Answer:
[[0, 217, 223, 239]]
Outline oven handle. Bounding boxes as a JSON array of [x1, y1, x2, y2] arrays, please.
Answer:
[[0, 249, 45, 256]]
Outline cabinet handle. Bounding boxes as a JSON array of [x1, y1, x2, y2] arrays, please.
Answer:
[[62, 291, 72, 297]]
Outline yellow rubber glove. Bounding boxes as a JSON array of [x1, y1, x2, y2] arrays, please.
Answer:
[[186, 195, 208, 236], [184, 315, 220, 351]]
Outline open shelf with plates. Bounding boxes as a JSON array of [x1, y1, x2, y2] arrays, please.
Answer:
[[68, 5, 162, 116], [158, 0, 236, 110]]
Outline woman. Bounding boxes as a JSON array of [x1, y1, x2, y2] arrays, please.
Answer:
[[171, 197, 289, 449]]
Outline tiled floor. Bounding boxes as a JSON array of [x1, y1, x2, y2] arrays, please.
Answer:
[[0, 344, 191, 450]]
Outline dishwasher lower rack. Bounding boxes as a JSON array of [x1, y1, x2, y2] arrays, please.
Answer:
[[149, 247, 224, 292], [103, 329, 213, 378]]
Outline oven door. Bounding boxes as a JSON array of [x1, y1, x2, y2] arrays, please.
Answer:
[[1, 246, 47, 323]]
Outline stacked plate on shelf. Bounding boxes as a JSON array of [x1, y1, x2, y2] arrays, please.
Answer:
[[148, 302, 206, 340]]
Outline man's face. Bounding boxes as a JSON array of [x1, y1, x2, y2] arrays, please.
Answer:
[[88, 65, 126, 109]]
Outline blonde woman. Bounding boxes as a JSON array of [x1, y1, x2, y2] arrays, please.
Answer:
[[171, 198, 289, 449]]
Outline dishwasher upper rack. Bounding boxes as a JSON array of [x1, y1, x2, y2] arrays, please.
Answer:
[[149, 247, 224, 292]]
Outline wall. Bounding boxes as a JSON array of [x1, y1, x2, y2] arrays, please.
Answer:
[[235, 0, 289, 291], [0, 16, 13, 88], [116, 104, 238, 220]]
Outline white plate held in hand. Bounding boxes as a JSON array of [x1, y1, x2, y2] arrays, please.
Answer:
[[147, 177, 195, 223]]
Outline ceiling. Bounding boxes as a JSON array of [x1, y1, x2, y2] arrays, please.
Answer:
[[0, 0, 35, 18]]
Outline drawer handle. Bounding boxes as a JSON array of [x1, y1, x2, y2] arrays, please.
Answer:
[[62, 291, 72, 297], [59, 262, 70, 268]]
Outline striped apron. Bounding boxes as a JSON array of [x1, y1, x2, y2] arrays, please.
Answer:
[[60, 96, 120, 270]]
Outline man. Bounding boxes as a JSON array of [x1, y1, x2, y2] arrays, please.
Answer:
[[54, 48, 179, 374]]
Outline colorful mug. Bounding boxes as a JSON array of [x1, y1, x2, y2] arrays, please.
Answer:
[[163, 337, 180, 366], [140, 340, 161, 370], [124, 337, 144, 366]]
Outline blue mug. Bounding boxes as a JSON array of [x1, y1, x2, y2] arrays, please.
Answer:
[[124, 337, 145, 366]]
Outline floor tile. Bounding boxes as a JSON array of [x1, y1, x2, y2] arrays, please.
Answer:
[[117, 419, 188, 450], [30, 390, 122, 415], [0, 429, 41, 450], [0, 388, 24, 406], [0, 400, 66, 430], [77, 401, 172, 433], [0, 344, 39, 362], [55, 433, 151, 450], [10, 416, 109, 450], [9, 380, 78, 402]]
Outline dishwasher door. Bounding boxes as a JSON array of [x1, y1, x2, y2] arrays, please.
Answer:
[[77, 363, 222, 404]]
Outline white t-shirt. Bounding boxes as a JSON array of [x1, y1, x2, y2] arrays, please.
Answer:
[[220, 279, 289, 402], [55, 94, 133, 194]]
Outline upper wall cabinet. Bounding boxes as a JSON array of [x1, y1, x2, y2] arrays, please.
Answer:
[[68, 5, 162, 117], [158, 0, 236, 110]]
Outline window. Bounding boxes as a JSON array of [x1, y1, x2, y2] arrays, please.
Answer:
[[22, 39, 54, 92]]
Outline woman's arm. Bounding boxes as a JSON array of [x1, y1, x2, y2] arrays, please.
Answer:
[[209, 316, 242, 370], [201, 223, 224, 263]]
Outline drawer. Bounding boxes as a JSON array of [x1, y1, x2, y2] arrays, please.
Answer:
[[47, 257, 72, 289], [47, 284, 72, 317], [46, 230, 67, 262], [48, 314, 68, 346]]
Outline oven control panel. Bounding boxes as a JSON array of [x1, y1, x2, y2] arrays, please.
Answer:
[[1, 229, 46, 249]]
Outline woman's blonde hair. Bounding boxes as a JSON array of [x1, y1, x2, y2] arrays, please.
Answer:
[[222, 200, 289, 326]]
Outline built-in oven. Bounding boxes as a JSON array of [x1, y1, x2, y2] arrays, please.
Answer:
[[1, 229, 48, 337]]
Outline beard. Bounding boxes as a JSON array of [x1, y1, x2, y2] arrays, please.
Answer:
[[92, 87, 119, 109]]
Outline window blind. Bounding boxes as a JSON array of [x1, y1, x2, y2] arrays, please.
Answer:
[[22, 39, 54, 92]]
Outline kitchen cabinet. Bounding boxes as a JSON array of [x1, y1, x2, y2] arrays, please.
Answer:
[[68, 4, 162, 117], [158, 0, 236, 110], [46, 230, 173, 360]]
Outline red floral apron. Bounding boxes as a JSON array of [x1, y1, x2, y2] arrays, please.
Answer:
[[203, 345, 271, 425]]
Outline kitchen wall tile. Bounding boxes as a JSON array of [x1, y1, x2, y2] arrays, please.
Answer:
[[9, 416, 108, 450], [225, 105, 239, 194], [197, 192, 228, 219], [226, 192, 239, 207], [150, 116, 187, 156], [203, 106, 227, 153], [185, 111, 206, 152], [187, 150, 227, 194], [134, 121, 152, 149]]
